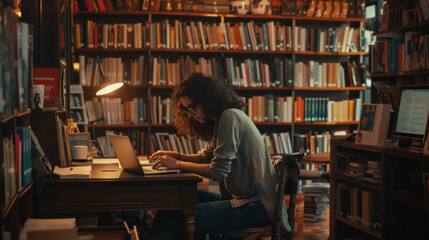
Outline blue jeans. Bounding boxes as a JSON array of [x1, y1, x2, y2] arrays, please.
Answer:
[[150, 190, 271, 240]]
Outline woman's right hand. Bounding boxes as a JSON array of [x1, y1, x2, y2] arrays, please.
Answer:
[[149, 151, 178, 162]]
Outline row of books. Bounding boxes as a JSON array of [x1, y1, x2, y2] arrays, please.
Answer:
[[149, 55, 221, 86], [380, 0, 429, 31], [76, 0, 366, 17], [264, 130, 332, 156], [262, 132, 292, 155], [223, 58, 363, 88], [1, 7, 34, 119], [243, 95, 294, 123], [369, 32, 429, 74], [96, 129, 148, 157], [76, 0, 223, 13], [336, 182, 381, 231], [152, 132, 208, 154], [84, 94, 361, 127], [79, 55, 363, 89], [286, 60, 362, 88], [16, 127, 33, 189], [150, 96, 173, 124], [75, 20, 363, 53], [85, 97, 147, 125], [294, 97, 361, 123], [79, 56, 145, 87], [75, 21, 149, 49], [75, 0, 144, 12]]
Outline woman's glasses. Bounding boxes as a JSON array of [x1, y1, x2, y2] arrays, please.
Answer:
[[180, 101, 198, 115]]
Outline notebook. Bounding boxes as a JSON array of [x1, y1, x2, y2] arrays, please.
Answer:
[[108, 134, 180, 175]]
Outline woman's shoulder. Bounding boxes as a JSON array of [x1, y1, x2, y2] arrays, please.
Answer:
[[221, 108, 246, 119]]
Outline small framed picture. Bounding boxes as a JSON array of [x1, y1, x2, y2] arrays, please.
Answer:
[[69, 132, 92, 160]]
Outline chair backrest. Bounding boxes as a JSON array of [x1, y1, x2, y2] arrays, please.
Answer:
[[271, 148, 305, 240]]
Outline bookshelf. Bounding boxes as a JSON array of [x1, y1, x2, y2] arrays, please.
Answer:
[[72, 3, 368, 158], [369, 0, 429, 106], [1, 0, 36, 239], [1, 110, 34, 240], [330, 139, 429, 239]]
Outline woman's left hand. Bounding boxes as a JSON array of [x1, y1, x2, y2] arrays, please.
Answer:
[[152, 155, 180, 170]]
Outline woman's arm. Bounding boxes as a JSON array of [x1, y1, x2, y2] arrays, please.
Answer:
[[152, 155, 212, 178], [149, 151, 201, 163]]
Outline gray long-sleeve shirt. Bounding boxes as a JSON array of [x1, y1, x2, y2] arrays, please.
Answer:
[[198, 108, 291, 232]]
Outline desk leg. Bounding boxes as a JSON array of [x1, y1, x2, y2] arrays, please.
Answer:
[[184, 216, 195, 240]]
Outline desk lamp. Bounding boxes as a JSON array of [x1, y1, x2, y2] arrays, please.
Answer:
[[95, 56, 124, 96]]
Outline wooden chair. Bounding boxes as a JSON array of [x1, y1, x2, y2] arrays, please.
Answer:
[[224, 148, 305, 240], [299, 152, 330, 181]]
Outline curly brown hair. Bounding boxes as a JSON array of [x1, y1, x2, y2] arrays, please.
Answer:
[[173, 73, 245, 141]]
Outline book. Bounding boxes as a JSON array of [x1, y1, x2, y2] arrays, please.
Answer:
[[33, 68, 60, 108], [53, 166, 92, 179]]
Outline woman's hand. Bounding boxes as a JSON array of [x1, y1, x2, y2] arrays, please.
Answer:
[[152, 155, 181, 170], [149, 151, 177, 162]]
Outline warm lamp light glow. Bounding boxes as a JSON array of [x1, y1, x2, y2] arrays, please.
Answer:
[[73, 62, 80, 71], [96, 82, 124, 96]]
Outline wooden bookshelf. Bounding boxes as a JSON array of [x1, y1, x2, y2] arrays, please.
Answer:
[[373, 19, 429, 38], [74, 6, 367, 156], [371, 70, 429, 78], [330, 140, 429, 239], [334, 215, 382, 239]]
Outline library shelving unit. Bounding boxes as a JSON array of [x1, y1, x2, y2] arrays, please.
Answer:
[[370, 17, 429, 105], [1, 110, 34, 240], [330, 139, 429, 239], [72, 9, 367, 156], [1, 0, 36, 239]]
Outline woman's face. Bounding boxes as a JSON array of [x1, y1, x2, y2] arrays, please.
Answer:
[[180, 96, 207, 123]]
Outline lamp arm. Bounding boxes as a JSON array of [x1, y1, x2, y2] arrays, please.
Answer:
[[97, 56, 105, 78], [89, 117, 105, 156]]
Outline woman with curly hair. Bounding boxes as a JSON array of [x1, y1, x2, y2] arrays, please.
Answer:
[[149, 73, 290, 239]]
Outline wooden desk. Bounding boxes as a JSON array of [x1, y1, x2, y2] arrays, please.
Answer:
[[38, 164, 202, 240]]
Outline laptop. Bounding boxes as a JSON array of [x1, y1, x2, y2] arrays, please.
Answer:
[[108, 134, 180, 175]]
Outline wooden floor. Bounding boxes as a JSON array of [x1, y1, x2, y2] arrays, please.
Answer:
[[295, 205, 330, 240]]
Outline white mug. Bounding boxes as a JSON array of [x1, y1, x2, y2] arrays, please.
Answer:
[[72, 145, 88, 160]]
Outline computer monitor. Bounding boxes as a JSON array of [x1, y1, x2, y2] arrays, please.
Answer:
[[393, 85, 429, 147]]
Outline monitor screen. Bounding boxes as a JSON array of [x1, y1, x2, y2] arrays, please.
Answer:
[[394, 86, 429, 140]]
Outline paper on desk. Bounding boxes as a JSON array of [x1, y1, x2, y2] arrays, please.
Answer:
[[19, 218, 76, 240], [53, 166, 91, 179], [93, 156, 152, 168]]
